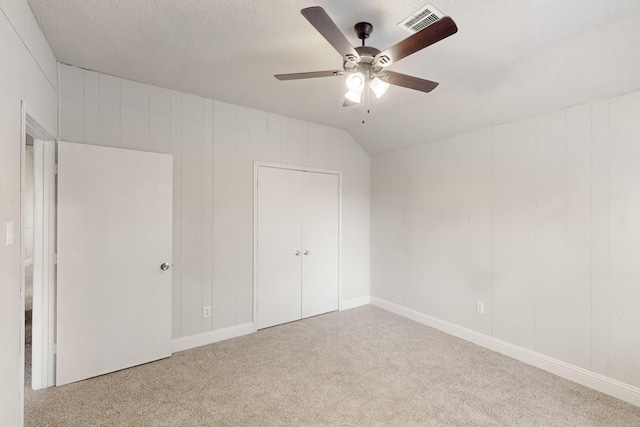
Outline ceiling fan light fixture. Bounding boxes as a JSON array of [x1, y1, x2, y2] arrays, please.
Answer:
[[345, 89, 362, 104], [346, 72, 365, 91], [370, 77, 390, 98], [275, 7, 457, 108]]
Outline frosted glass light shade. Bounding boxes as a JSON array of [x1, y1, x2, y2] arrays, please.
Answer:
[[370, 77, 390, 98], [346, 72, 365, 91], [345, 90, 362, 103]]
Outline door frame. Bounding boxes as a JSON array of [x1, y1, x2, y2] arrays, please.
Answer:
[[253, 162, 342, 328], [20, 101, 57, 403]]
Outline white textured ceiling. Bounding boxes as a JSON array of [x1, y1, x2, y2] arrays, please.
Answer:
[[27, 0, 640, 155]]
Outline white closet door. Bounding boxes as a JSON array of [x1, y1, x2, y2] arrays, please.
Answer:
[[257, 167, 302, 329], [301, 171, 340, 318], [56, 142, 173, 386]]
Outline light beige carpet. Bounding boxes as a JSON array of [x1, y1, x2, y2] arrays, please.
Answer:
[[25, 305, 640, 426]]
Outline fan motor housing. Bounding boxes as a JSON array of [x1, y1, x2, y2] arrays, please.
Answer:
[[344, 46, 383, 74]]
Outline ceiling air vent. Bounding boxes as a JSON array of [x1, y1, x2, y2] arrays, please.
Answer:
[[397, 3, 445, 34]]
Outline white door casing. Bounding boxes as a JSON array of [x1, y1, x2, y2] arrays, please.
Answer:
[[56, 141, 173, 386]]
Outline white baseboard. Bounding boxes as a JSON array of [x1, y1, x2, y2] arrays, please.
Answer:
[[340, 295, 370, 311], [370, 296, 640, 408], [171, 322, 256, 353]]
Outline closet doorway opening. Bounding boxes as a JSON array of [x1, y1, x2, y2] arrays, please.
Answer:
[[21, 102, 57, 406], [253, 162, 342, 329]]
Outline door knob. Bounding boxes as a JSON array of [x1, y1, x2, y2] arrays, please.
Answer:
[[160, 262, 170, 271], [295, 250, 301, 256], [303, 250, 309, 255]]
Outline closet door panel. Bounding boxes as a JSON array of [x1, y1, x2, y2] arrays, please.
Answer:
[[301, 171, 340, 318], [257, 167, 302, 328]]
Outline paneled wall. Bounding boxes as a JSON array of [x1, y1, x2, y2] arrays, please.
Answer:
[[0, 1, 59, 424], [371, 90, 640, 389], [58, 64, 371, 339]]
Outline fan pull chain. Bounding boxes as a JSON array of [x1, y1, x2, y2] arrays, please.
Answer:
[[361, 72, 366, 124], [362, 70, 371, 124]]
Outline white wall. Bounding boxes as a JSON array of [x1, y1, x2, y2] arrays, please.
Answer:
[[371, 90, 640, 389], [0, 0, 58, 425], [58, 64, 371, 339]]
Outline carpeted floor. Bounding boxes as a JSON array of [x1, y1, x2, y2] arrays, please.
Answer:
[[25, 314, 32, 389], [25, 263, 33, 389], [25, 305, 640, 426]]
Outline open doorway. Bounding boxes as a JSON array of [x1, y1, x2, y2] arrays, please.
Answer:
[[21, 103, 57, 409], [23, 134, 35, 389]]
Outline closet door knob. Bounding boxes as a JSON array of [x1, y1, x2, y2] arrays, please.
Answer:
[[303, 250, 309, 255], [295, 250, 301, 256]]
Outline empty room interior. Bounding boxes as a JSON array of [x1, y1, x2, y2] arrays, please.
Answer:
[[2, 0, 640, 425]]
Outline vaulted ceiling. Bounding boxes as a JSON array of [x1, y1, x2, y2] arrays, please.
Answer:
[[27, 0, 640, 155]]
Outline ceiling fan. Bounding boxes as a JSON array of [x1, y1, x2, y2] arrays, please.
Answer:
[[275, 6, 458, 106]]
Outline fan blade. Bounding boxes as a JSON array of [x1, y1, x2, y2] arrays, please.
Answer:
[[275, 70, 344, 81], [301, 7, 360, 63], [381, 71, 439, 93], [374, 16, 457, 67]]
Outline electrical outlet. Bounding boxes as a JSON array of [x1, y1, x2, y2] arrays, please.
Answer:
[[476, 302, 484, 314], [203, 306, 211, 318]]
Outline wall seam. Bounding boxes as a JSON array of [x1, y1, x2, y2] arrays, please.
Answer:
[[201, 120, 205, 332], [490, 126, 495, 337], [605, 99, 610, 376], [563, 109, 568, 362], [589, 101, 594, 370], [533, 116, 538, 352]]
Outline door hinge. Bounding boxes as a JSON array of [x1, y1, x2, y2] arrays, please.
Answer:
[[53, 343, 57, 354], [54, 164, 58, 175], [54, 253, 57, 264]]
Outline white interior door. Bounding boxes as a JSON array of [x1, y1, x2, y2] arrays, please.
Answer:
[[31, 139, 56, 389], [301, 171, 339, 318], [256, 167, 302, 329], [56, 141, 172, 386]]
